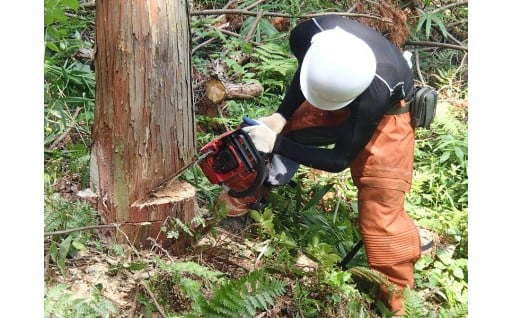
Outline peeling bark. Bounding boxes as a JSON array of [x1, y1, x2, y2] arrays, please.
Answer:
[[91, 0, 198, 249]]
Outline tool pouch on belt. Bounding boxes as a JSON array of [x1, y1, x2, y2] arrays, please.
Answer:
[[410, 86, 438, 129]]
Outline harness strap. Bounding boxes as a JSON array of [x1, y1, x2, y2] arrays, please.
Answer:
[[385, 99, 411, 115]]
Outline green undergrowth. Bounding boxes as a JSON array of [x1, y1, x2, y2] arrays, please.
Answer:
[[44, 1, 467, 317]]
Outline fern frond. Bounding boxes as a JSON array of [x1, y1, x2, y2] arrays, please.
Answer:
[[402, 287, 426, 318], [178, 277, 202, 302], [197, 270, 286, 318], [439, 302, 468, 318], [250, 43, 297, 91], [44, 283, 117, 318], [155, 258, 226, 285], [432, 101, 466, 136]]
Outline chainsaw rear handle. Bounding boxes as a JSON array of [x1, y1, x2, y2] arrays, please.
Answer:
[[226, 129, 268, 198], [225, 117, 267, 197]]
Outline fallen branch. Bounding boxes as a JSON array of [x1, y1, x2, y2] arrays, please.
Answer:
[[414, 50, 426, 86], [81, 1, 96, 8], [192, 37, 218, 55], [147, 237, 176, 261], [244, 9, 265, 43], [48, 106, 82, 150], [207, 25, 261, 46], [222, 0, 238, 10], [433, 25, 465, 46], [44, 222, 142, 258], [405, 40, 467, 52], [140, 278, 167, 317], [44, 223, 119, 236], [191, 9, 393, 24], [432, 0, 468, 14]]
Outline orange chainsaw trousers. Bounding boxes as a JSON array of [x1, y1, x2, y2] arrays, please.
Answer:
[[282, 100, 421, 315]]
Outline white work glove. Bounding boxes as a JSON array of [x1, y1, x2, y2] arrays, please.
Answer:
[[242, 124, 277, 153], [257, 113, 287, 134]]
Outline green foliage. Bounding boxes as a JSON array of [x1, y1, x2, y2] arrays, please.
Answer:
[[415, 8, 448, 39], [414, 248, 468, 315], [402, 287, 428, 318], [239, 15, 280, 43], [249, 43, 298, 92], [44, 0, 97, 276], [292, 281, 322, 317], [44, 193, 98, 232], [44, 1, 469, 317], [148, 258, 226, 314], [375, 286, 433, 318], [44, 0, 95, 187], [411, 1, 467, 42], [147, 260, 286, 318], [195, 269, 287, 318], [432, 66, 468, 100], [409, 101, 468, 261], [406, 91, 468, 318], [44, 0, 79, 26], [156, 259, 226, 287], [251, 177, 362, 268], [44, 59, 95, 150], [306, 235, 341, 268], [408, 1, 468, 88], [322, 268, 358, 297], [44, 283, 118, 318], [45, 192, 99, 275], [48, 235, 86, 275], [233, 0, 351, 15]]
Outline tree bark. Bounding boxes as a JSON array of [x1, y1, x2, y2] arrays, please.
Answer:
[[91, 0, 197, 249]]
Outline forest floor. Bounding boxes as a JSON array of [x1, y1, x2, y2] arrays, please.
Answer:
[[44, 216, 318, 317]]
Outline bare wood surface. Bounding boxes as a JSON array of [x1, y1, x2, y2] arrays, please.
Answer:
[[205, 78, 263, 102], [223, 81, 263, 100]]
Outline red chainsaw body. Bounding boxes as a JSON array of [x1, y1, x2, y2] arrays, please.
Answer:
[[198, 129, 266, 198]]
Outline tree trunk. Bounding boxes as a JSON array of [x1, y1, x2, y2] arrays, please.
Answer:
[[90, 0, 198, 250]]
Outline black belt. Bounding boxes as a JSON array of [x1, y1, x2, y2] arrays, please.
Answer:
[[385, 99, 411, 115]]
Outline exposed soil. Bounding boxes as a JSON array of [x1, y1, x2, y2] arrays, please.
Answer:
[[44, 210, 318, 317]]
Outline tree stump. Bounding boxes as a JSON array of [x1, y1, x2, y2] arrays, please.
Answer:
[[117, 180, 199, 252]]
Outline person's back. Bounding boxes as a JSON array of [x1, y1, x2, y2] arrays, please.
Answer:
[[273, 16, 414, 173]]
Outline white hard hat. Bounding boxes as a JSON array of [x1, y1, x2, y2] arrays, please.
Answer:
[[300, 27, 376, 110]]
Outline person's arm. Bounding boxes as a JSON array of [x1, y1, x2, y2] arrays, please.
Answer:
[[273, 88, 389, 172]]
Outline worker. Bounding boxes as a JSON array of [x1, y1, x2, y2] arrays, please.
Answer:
[[217, 15, 423, 316]]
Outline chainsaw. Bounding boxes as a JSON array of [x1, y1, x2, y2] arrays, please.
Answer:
[[197, 116, 269, 198], [197, 117, 365, 269]]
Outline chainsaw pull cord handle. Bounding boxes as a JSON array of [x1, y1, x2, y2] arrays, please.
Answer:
[[226, 129, 268, 198]]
